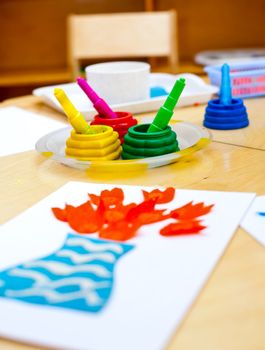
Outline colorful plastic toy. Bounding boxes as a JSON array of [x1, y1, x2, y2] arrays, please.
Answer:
[[147, 78, 186, 133], [203, 64, 249, 130], [76, 77, 137, 143], [122, 78, 185, 159], [54, 88, 121, 160], [77, 77, 117, 119], [122, 124, 179, 159], [65, 125, 121, 161], [54, 88, 95, 134], [91, 111, 137, 144]]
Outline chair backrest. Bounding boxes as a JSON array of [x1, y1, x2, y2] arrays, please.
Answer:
[[67, 11, 178, 78]]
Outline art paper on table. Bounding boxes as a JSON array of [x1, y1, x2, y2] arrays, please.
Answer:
[[241, 196, 265, 247], [0, 106, 65, 157], [0, 181, 255, 350]]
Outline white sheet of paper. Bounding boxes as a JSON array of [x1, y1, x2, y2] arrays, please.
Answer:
[[241, 196, 265, 247], [0, 106, 65, 157], [0, 182, 255, 350]]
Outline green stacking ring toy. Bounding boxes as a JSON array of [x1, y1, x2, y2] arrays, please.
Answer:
[[121, 124, 179, 159], [122, 78, 186, 159]]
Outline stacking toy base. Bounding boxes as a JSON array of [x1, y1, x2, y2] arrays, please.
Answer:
[[91, 111, 137, 143], [204, 120, 249, 130], [122, 124, 179, 160], [66, 147, 122, 161], [203, 98, 249, 130], [65, 125, 121, 161]]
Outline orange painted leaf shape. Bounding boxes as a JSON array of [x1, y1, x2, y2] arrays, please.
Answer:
[[142, 187, 175, 204], [89, 188, 124, 207], [99, 221, 139, 241], [51, 206, 69, 222], [104, 203, 137, 224], [160, 220, 206, 236], [126, 199, 157, 221], [136, 210, 168, 225], [170, 202, 214, 220], [66, 201, 101, 233], [104, 210, 125, 223]]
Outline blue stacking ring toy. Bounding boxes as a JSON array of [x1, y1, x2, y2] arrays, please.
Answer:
[[204, 98, 249, 130], [203, 63, 249, 130]]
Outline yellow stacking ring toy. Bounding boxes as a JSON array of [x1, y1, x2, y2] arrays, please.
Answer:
[[53, 88, 121, 161], [66, 125, 121, 161]]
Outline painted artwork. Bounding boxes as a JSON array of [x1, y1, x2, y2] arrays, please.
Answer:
[[241, 196, 265, 247], [0, 234, 133, 312], [0, 182, 255, 350], [51, 187, 213, 240]]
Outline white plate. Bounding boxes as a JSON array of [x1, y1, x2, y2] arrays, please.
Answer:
[[35, 120, 212, 171], [33, 73, 218, 120]]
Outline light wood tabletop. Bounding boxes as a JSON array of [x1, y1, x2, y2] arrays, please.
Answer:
[[0, 95, 264, 350]]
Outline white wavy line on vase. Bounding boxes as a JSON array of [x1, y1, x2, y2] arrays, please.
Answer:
[[56, 250, 116, 264], [67, 237, 124, 254], [6, 285, 106, 306], [7, 270, 110, 291], [23, 261, 111, 278], [47, 277, 110, 290], [6, 278, 110, 305], [8, 268, 51, 285]]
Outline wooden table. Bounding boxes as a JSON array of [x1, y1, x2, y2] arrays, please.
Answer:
[[0, 96, 265, 350]]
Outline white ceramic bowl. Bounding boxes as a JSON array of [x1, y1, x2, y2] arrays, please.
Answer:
[[85, 61, 150, 104]]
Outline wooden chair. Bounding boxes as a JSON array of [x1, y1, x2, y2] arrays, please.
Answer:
[[67, 11, 178, 78]]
